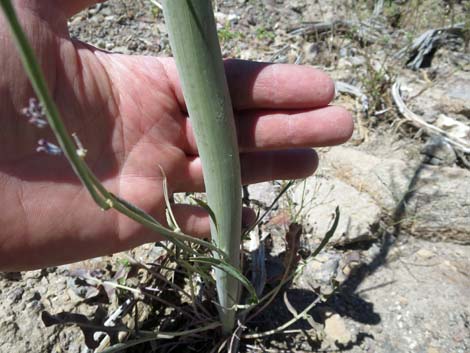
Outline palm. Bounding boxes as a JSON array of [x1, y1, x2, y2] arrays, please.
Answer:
[[0, 1, 352, 270]]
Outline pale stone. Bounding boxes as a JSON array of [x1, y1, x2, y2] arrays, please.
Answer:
[[324, 313, 352, 346], [322, 147, 470, 244], [293, 176, 382, 245], [416, 249, 435, 259]]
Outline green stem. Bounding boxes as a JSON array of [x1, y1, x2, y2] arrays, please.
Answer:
[[162, 0, 243, 333], [0, 0, 110, 209], [242, 295, 322, 339], [100, 322, 221, 353]]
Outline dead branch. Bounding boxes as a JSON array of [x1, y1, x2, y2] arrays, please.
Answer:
[[396, 23, 465, 70], [391, 81, 470, 153], [335, 81, 369, 113], [289, 18, 386, 45]]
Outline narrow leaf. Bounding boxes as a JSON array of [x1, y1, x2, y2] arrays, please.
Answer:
[[311, 206, 340, 257], [192, 197, 218, 232], [159, 165, 181, 232], [191, 257, 258, 304]]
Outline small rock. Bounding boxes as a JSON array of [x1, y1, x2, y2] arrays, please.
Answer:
[[246, 181, 281, 208], [105, 42, 115, 50], [427, 347, 440, 353], [96, 40, 106, 49], [324, 313, 352, 347], [303, 42, 320, 62], [296, 252, 342, 295], [214, 12, 240, 28], [398, 297, 409, 306], [7, 288, 24, 303], [422, 135, 457, 166], [262, 0, 276, 8], [127, 41, 138, 51], [247, 14, 257, 26], [416, 249, 435, 260]]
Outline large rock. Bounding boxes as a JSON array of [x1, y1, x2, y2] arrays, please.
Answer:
[[405, 70, 470, 123], [245, 181, 282, 208], [0, 269, 84, 353], [323, 147, 470, 244], [292, 176, 382, 246]]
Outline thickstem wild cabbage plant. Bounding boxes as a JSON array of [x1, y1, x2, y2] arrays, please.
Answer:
[[162, 0, 243, 333], [0, 0, 249, 335], [1, 1, 340, 347]]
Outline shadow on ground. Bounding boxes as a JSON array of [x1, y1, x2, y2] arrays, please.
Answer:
[[245, 155, 433, 351]]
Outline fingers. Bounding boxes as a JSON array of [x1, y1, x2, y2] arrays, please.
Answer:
[[240, 149, 319, 184], [182, 149, 318, 192], [55, 0, 105, 18], [225, 59, 335, 110], [183, 106, 353, 155], [171, 204, 256, 238], [159, 58, 335, 111], [237, 106, 353, 152]]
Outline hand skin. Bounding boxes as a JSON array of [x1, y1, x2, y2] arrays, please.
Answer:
[[0, 0, 353, 271]]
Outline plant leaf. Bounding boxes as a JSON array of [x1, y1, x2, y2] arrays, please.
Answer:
[[159, 165, 181, 231], [311, 206, 340, 257], [191, 197, 218, 232], [191, 257, 258, 304], [243, 180, 294, 236]]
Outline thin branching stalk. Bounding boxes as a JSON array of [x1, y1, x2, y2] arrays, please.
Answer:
[[242, 294, 323, 339], [162, 0, 243, 333], [100, 322, 222, 353], [0, 0, 110, 209]]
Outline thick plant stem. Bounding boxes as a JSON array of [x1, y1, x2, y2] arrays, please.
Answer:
[[162, 0, 242, 333]]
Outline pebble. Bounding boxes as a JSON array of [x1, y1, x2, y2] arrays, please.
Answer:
[[422, 137, 457, 166], [324, 313, 352, 347], [7, 288, 24, 302], [416, 249, 435, 260]]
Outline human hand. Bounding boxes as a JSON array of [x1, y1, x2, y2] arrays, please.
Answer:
[[0, 0, 353, 270]]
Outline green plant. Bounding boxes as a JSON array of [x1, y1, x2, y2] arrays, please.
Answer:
[[150, 5, 161, 19], [162, 0, 243, 334], [0, 0, 253, 334], [255, 26, 275, 41], [361, 58, 392, 114], [217, 20, 243, 45], [1, 0, 340, 349], [218, 21, 237, 43]]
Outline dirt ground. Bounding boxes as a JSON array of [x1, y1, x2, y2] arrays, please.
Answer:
[[1, 1, 469, 352]]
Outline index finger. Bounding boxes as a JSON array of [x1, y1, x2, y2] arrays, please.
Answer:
[[160, 58, 335, 111]]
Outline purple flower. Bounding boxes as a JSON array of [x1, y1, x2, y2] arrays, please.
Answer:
[[21, 98, 48, 128], [36, 139, 62, 155]]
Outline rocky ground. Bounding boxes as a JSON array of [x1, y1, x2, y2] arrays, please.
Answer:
[[1, 1, 469, 352]]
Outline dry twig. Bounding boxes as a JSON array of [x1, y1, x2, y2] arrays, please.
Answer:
[[391, 81, 470, 153]]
